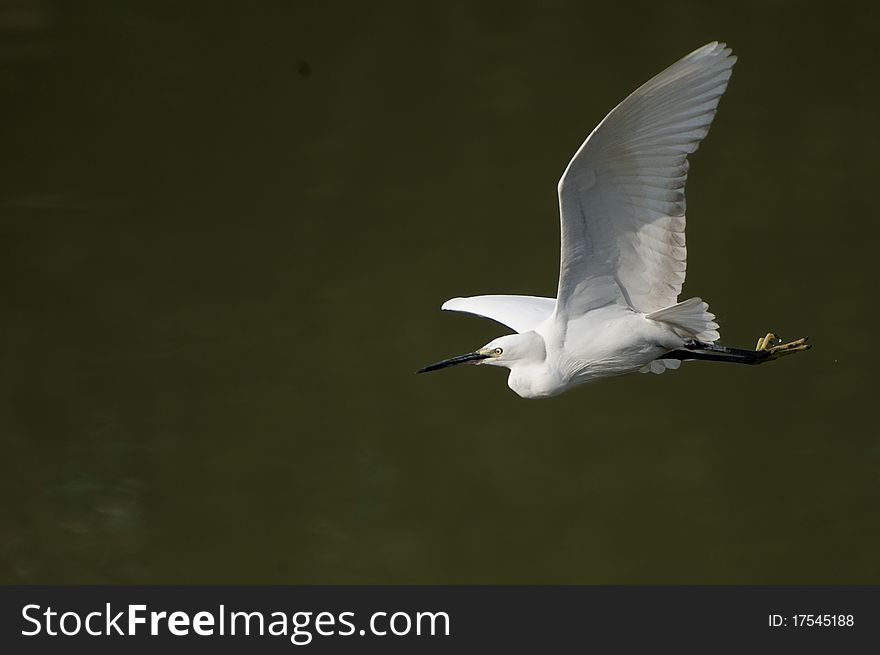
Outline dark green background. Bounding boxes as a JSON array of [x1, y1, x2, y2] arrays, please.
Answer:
[[1, 0, 877, 583]]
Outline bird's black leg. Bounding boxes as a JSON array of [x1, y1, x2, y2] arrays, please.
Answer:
[[665, 333, 811, 365]]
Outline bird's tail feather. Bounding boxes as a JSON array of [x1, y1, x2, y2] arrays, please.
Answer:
[[646, 297, 720, 343]]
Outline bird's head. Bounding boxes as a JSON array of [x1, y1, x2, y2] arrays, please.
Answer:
[[417, 332, 544, 374]]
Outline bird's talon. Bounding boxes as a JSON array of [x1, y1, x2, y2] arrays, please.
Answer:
[[755, 332, 779, 351], [760, 336, 811, 361]]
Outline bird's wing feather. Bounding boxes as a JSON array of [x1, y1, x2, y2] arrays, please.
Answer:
[[442, 295, 556, 333], [555, 42, 736, 317]]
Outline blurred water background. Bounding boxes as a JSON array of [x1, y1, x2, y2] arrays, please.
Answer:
[[1, 0, 877, 583]]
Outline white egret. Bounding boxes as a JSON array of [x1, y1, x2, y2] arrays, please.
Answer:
[[418, 42, 810, 398]]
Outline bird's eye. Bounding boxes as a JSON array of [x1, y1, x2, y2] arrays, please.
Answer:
[[494, 348, 503, 355]]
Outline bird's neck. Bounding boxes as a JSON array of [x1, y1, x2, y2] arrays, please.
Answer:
[[504, 332, 561, 398], [507, 362, 565, 399]]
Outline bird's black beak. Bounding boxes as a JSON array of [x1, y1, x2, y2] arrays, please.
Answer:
[[417, 351, 490, 374]]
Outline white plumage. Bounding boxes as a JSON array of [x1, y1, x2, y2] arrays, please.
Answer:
[[421, 43, 748, 397], [441, 295, 555, 334], [556, 41, 735, 316]]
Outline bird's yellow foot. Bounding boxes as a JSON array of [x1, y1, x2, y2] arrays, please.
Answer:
[[754, 332, 811, 362]]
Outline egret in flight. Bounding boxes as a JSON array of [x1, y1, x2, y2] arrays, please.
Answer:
[[418, 42, 810, 398]]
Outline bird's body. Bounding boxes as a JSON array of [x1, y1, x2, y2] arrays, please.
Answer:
[[419, 42, 810, 398], [503, 306, 678, 398]]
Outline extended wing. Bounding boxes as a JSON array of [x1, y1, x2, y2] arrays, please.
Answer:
[[441, 295, 555, 333], [555, 42, 736, 316]]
